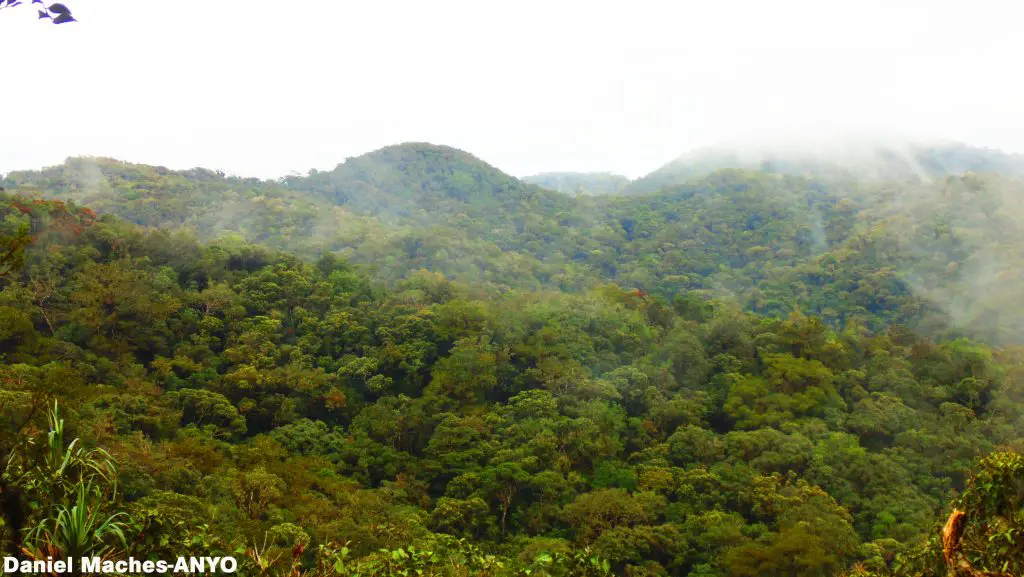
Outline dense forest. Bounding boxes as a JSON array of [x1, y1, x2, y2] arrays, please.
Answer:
[[3, 141, 1024, 576], [6, 141, 1024, 344]]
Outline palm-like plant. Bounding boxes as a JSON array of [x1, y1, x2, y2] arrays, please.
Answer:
[[2, 401, 132, 563], [4, 402, 117, 497], [24, 481, 129, 561]]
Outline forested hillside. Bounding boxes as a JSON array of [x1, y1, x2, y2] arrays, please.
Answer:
[[625, 140, 1024, 194], [6, 141, 1024, 344], [3, 141, 1024, 576]]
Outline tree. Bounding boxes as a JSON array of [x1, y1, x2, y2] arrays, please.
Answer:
[[0, 220, 31, 281], [562, 489, 665, 544], [232, 467, 285, 520], [0, 196, 95, 282], [167, 388, 247, 438]]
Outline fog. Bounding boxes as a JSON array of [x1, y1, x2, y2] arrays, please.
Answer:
[[885, 175, 1024, 345], [1, 0, 1023, 180]]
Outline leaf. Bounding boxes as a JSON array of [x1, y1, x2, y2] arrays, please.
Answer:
[[52, 11, 75, 23], [38, 9, 50, 18], [47, 2, 68, 13]]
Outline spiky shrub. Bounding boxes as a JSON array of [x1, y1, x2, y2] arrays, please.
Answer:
[[25, 481, 128, 560], [4, 401, 118, 505], [2, 401, 130, 561]]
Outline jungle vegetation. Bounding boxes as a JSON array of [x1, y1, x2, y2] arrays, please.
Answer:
[[3, 141, 1024, 576]]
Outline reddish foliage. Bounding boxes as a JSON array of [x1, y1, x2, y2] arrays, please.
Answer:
[[8, 198, 97, 242]]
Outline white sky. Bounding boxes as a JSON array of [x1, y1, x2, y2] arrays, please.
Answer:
[[1, 0, 1022, 179]]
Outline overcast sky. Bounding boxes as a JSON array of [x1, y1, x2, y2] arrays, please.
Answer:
[[2, 0, 1022, 179]]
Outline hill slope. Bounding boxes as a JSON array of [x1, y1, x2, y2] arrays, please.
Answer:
[[627, 139, 1024, 194], [3, 189, 1024, 576], [281, 143, 575, 221], [6, 141, 1024, 344]]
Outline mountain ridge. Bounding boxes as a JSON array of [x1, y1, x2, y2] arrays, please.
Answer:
[[626, 138, 1024, 194], [6, 138, 1024, 198], [5, 140, 1024, 343]]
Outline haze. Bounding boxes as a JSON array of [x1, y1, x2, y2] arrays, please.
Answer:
[[2, 0, 1022, 179]]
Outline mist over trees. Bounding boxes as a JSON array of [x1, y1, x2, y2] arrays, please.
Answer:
[[3, 139, 1024, 576], [522, 172, 631, 196]]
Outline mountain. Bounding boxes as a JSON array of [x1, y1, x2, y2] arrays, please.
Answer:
[[522, 171, 631, 195], [6, 140, 1024, 576], [0, 144, 585, 292], [5, 141, 1024, 344], [627, 138, 1024, 194], [280, 143, 572, 220]]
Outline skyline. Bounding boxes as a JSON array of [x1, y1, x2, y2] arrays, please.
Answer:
[[2, 0, 1022, 180], [3, 135, 1019, 184]]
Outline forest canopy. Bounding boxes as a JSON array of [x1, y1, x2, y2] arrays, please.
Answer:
[[3, 141, 1024, 576]]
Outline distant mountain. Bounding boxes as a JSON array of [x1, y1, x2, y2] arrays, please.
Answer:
[[522, 172, 631, 196], [280, 143, 573, 222], [627, 138, 1024, 194], [0, 144, 584, 292], [7, 140, 1024, 343]]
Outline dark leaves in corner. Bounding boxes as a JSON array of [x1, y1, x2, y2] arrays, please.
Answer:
[[1, 0, 75, 23]]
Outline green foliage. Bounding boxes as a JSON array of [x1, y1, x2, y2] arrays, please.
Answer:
[[25, 481, 129, 560], [948, 452, 1024, 575], [3, 403, 129, 561], [8, 144, 1024, 347], [4, 144, 1024, 575]]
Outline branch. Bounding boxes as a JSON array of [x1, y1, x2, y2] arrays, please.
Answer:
[[942, 509, 1014, 577]]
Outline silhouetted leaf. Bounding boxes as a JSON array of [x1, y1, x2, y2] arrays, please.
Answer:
[[47, 2, 68, 14], [52, 11, 74, 23], [32, 0, 42, 3], [37, 8, 50, 17]]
